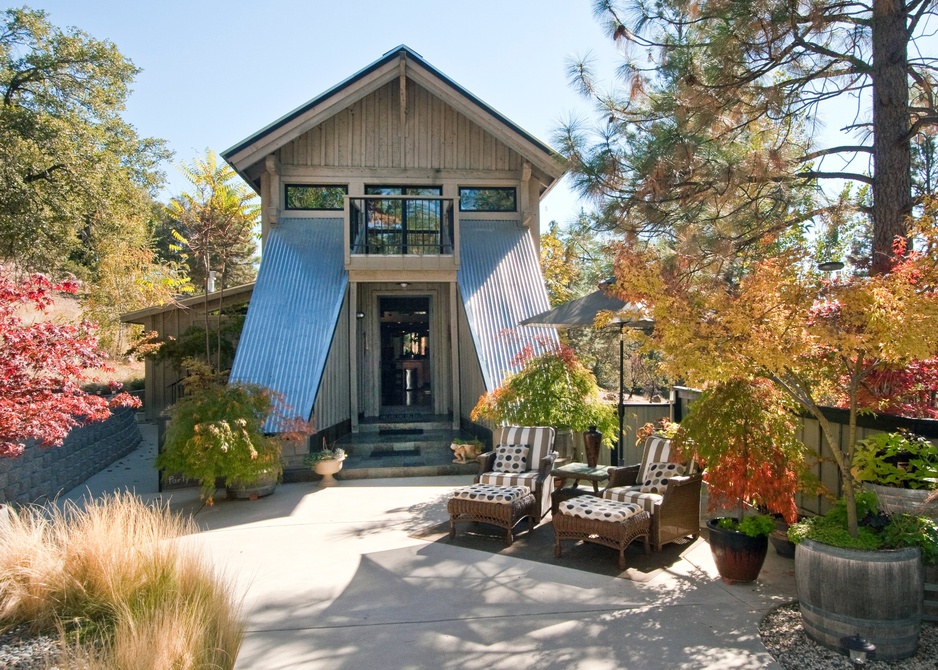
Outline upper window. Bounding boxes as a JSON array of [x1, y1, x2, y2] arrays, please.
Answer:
[[285, 185, 347, 210], [459, 187, 516, 212], [365, 186, 442, 196]]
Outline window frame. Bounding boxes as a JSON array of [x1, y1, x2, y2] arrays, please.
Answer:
[[284, 184, 348, 211], [458, 187, 517, 213]]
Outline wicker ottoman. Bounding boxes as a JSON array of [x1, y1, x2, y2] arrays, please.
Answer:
[[553, 497, 651, 569], [448, 484, 537, 545]]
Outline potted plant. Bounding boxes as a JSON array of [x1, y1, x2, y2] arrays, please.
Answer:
[[853, 430, 938, 519], [470, 343, 617, 465], [450, 437, 484, 464], [305, 445, 346, 486], [155, 360, 283, 504], [788, 490, 938, 659], [672, 378, 806, 583]]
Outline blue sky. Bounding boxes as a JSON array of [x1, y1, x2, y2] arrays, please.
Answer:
[[24, 0, 622, 227], [22, 1, 924, 227]]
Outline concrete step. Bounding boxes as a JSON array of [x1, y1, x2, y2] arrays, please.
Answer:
[[282, 426, 482, 482]]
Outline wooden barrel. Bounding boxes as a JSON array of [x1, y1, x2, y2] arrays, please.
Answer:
[[795, 539, 923, 660], [867, 483, 938, 522], [926, 564, 938, 624]]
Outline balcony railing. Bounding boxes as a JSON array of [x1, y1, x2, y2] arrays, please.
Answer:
[[348, 195, 455, 256]]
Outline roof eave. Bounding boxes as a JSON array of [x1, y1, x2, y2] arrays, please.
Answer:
[[222, 45, 566, 190]]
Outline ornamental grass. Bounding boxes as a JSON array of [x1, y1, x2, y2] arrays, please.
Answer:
[[0, 492, 243, 669]]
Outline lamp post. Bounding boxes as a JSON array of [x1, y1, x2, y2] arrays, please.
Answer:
[[618, 322, 625, 466]]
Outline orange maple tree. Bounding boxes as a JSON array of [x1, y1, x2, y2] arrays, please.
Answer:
[[612, 210, 938, 535]]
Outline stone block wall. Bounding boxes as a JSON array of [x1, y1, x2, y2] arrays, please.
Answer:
[[0, 408, 142, 505]]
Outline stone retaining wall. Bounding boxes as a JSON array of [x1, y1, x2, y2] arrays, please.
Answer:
[[0, 408, 142, 504]]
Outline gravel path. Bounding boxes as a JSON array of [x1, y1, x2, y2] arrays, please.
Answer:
[[760, 602, 938, 669], [0, 625, 62, 670]]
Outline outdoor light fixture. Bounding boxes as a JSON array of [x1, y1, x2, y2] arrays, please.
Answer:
[[818, 261, 845, 272], [840, 634, 875, 667], [356, 311, 365, 319], [400, 282, 409, 288]]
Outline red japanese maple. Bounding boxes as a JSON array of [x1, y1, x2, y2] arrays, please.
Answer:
[[0, 271, 140, 457]]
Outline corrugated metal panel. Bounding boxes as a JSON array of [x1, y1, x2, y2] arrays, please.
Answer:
[[229, 218, 348, 429], [457, 220, 559, 390]]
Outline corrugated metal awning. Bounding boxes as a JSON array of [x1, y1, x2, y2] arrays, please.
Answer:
[[229, 218, 347, 428], [457, 220, 559, 390]]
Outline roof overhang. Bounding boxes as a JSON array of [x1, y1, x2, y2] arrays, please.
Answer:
[[120, 283, 255, 325], [222, 45, 567, 195]]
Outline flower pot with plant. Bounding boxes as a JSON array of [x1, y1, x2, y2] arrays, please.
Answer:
[[471, 343, 618, 464], [155, 360, 283, 505], [673, 378, 806, 583], [788, 490, 938, 659], [305, 446, 346, 486], [853, 430, 938, 520]]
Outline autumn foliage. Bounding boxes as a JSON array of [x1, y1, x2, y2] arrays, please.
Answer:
[[0, 271, 140, 457], [612, 213, 938, 534]]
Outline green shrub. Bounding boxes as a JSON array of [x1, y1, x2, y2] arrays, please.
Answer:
[[716, 513, 775, 537], [470, 344, 618, 445], [156, 361, 282, 504], [788, 492, 938, 563], [853, 431, 938, 490]]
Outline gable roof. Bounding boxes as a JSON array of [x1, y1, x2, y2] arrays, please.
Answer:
[[222, 45, 566, 190]]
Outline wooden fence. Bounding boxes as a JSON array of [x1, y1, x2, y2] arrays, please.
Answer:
[[672, 386, 938, 516]]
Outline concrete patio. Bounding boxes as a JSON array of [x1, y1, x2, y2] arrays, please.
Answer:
[[63, 422, 797, 669]]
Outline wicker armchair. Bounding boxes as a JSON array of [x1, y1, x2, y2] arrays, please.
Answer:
[[476, 426, 557, 518], [601, 435, 702, 551]]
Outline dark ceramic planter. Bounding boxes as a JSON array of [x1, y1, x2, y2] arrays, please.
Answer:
[[706, 519, 769, 584]]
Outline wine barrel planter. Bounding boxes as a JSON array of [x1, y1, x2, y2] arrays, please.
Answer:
[[226, 470, 278, 500], [795, 538, 923, 660], [706, 519, 769, 584], [926, 564, 938, 624], [866, 483, 937, 522]]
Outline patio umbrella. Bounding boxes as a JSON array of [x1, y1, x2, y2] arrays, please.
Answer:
[[520, 289, 653, 465]]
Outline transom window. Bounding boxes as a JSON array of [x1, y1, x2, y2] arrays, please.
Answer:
[[285, 184, 347, 210], [458, 187, 517, 212]]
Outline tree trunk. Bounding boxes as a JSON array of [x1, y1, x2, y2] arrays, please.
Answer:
[[870, 0, 912, 275]]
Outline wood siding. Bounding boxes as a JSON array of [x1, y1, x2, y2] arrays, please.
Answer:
[[313, 288, 352, 431], [456, 297, 487, 423], [277, 79, 524, 172]]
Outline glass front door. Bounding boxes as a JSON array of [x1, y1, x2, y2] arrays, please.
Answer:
[[379, 296, 432, 409]]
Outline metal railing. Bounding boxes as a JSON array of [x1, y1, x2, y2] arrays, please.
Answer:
[[348, 195, 455, 255]]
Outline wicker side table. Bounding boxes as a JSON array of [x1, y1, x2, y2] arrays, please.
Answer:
[[553, 498, 651, 570], [448, 484, 538, 546]]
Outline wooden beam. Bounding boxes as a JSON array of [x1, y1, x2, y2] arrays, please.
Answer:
[[399, 55, 408, 130], [349, 282, 359, 432], [450, 281, 461, 430]]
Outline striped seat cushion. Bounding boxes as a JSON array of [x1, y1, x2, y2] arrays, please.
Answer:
[[603, 486, 663, 514], [452, 483, 531, 504], [478, 470, 540, 490], [558, 497, 643, 523]]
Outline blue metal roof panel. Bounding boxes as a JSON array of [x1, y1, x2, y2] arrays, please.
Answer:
[[229, 218, 347, 428], [457, 220, 559, 390]]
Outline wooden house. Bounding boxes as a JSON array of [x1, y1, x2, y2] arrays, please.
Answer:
[[127, 46, 565, 440]]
